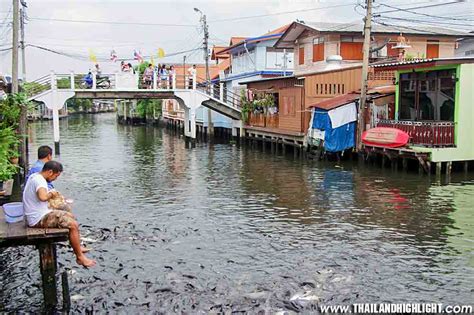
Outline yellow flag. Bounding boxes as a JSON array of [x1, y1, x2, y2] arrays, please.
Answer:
[[150, 55, 155, 66], [158, 48, 165, 58], [88, 49, 97, 63]]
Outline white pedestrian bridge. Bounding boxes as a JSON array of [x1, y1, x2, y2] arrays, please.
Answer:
[[27, 71, 243, 141]]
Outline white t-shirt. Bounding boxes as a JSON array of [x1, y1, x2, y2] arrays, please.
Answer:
[[23, 173, 51, 226]]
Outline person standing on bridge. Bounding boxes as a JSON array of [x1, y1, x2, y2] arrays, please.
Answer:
[[143, 63, 154, 89], [188, 64, 196, 89], [159, 64, 169, 89], [23, 161, 96, 267], [168, 65, 175, 89]]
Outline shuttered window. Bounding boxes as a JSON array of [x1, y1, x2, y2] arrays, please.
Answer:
[[298, 46, 305, 65]]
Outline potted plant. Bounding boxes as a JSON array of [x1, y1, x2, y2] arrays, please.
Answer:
[[0, 127, 20, 194]]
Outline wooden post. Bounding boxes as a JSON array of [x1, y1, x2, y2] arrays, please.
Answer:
[[446, 161, 452, 176], [402, 158, 408, 171], [436, 162, 441, 177], [61, 271, 71, 312], [38, 243, 58, 311], [464, 161, 469, 174]]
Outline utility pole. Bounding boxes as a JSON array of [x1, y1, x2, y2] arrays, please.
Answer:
[[202, 13, 214, 137], [12, 0, 28, 177], [357, 0, 372, 152], [20, 1, 26, 82], [12, 0, 19, 93], [183, 55, 186, 88]]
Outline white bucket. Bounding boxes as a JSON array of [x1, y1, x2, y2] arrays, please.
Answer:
[[3, 202, 24, 223]]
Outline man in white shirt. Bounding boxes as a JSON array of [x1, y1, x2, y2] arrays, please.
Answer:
[[187, 64, 197, 89], [23, 161, 96, 267]]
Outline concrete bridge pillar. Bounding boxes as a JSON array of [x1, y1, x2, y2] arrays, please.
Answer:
[[184, 107, 197, 139]]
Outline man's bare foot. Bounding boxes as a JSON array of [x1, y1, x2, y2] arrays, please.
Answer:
[[81, 246, 91, 253], [76, 255, 96, 267]]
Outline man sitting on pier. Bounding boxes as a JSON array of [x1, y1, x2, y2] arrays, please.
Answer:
[[23, 161, 96, 267]]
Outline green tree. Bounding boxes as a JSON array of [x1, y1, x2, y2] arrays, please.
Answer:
[[136, 99, 162, 119]]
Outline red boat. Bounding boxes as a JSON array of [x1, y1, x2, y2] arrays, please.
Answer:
[[362, 127, 410, 148]]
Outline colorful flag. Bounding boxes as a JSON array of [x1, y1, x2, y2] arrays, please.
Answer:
[[134, 50, 143, 63], [110, 49, 118, 62], [158, 48, 165, 58], [88, 49, 97, 63]]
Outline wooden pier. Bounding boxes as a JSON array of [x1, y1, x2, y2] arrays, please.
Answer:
[[0, 208, 69, 312]]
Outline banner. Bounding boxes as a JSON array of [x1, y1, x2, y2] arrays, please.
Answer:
[[110, 49, 117, 62], [88, 49, 97, 63], [158, 48, 165, 58], [134, 50, 143, 63]]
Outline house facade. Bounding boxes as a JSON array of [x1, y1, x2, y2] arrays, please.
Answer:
[[275, 22, 471, 76], [200, 25, 295, 131], [372, 57, 474, 163]]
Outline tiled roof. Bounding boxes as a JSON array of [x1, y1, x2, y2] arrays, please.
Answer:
[[211, 46, 230, 60], [230, 37, 247, 45], [220, 25, 291, 54], [210, 59, 230, 80]]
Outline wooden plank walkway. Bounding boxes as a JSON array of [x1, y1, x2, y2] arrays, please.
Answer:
[[0, 206, 69, 312], [0, 207, 68, 247]]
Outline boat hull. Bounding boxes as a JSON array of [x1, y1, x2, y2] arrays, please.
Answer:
[[362, 127, 409, 148]]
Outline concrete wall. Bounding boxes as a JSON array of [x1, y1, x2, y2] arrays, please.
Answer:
[[425, 64, 474, 162], [456, 38, 474, 57]]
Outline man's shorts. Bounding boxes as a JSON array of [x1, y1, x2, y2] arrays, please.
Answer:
[[34, 210, 75, 229]]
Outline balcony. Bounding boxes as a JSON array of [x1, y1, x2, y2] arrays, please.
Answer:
[[248, 113, 279, 129], [377, 120, 455, 147]]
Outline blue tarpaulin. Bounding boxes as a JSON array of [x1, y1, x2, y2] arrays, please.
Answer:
[[311, 109, 356, 152]]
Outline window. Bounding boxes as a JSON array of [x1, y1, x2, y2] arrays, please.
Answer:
[[313, 37, 325, 62], [340, 36, 363, 60], [266, 48, 293, 69], [399, 69, 456, 121], [426, 40, 439, 58], [299, 46, 305, 65]]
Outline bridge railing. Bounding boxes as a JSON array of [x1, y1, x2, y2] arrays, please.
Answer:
[[196, 76, 242, 109]]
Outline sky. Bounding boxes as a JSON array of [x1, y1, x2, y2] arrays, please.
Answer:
[[0, 0, 473, 80]]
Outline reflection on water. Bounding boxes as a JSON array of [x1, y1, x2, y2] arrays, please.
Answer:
[[1, 113, 473, 312]]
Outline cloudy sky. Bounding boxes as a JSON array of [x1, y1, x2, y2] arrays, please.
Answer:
[[0, 0, 473, 80]]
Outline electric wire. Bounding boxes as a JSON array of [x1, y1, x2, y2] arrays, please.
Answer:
[[27, 16, 197, 27]]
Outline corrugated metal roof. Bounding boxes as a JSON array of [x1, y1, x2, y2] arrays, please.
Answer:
[[371, 57, 474, 68], [302, 21, 473, 37], [309, 87, 395, 110], [310, 93, 360, 110]]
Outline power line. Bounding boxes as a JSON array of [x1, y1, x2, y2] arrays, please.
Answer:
[[372, 19, 459, 36], [208, 3, 356, 23], [376, 16, 473, 28], [378, 1, 462, 14], [27, 16, 197, 27], [378, 2, 474, 22], [26, 44, 202, 62]]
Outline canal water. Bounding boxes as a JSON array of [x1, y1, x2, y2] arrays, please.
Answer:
[[1, 113, 473, 312]]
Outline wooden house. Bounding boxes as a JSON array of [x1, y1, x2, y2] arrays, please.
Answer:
[[274, 21, 472, 76], [243, 62, 364, 143]]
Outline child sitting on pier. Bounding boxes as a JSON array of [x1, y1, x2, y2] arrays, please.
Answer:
[[23, 161, 96, 267]]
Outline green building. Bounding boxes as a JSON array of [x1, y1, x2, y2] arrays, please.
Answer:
[[372, 57, 474, 166]]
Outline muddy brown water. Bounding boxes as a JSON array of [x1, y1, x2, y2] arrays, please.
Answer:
[[1, 113, 473, 312]]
